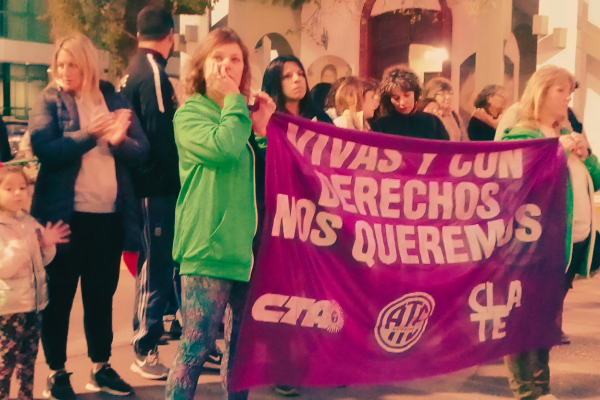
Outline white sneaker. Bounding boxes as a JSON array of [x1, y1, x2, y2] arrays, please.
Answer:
[[130, 348, 169, 380]]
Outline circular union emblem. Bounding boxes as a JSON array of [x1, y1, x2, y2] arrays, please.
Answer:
[[326, 300, 345, 333], [374, 292, 435, 353]]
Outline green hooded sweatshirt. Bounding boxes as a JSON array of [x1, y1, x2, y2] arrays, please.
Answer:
[[172, 93, 256, 282], [501, 127, 600, 276]]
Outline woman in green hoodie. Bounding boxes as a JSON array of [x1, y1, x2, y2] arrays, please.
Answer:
[[165, 28, 275, 400], [501, 65, 600, 400]]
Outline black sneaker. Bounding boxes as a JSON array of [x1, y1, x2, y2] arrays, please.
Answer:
[[43, 370, 76, 400], [203, 348, 222, 370], [86, 364, 134, 396], [169, 318, 182, 339]]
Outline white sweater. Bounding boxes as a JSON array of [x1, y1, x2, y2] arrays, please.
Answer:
[[73, 96, 118, 213]]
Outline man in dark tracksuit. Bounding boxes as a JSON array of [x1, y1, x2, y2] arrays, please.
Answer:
[[118, 6, 179, 380]]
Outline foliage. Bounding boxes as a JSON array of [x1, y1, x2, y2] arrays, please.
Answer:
[[44, 0, 135, 79], [166, 0, 211, 14], [43, 0, 211, 80]]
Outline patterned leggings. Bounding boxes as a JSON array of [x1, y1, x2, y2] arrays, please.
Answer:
[[0, 312, 41, 400], [165, 275, 249, 400]]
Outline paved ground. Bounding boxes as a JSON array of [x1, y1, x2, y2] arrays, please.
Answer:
[[9, 267, 600, 399]]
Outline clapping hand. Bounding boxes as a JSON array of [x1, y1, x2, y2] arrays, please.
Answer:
[[108, 109, 132, 146], [249, 91, 276, 138], [37, 221, 71, 248], [88, 113, 115, 138]]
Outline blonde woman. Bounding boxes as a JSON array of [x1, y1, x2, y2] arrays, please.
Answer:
[[29, 33, 149, 399], [421, 77, 469, 141], [500, 65, 600, 400], [333, 77, 370, 131]]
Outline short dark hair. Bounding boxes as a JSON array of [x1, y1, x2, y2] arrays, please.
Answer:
[[474, 84, 503, 110], [262, 55, 315, 117], [310, 82, 332, 112], [137, 6, 174, 42], [380, 65, 421, 115]]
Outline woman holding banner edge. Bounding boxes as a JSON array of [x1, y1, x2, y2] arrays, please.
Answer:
[[500, 65, 600, 400], [164, 27, 275, 400]]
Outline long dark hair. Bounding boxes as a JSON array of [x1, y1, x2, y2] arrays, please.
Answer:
[[261, 55, 317, 119]]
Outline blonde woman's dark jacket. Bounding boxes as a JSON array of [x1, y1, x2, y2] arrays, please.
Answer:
[[28, 81, 149, 253]]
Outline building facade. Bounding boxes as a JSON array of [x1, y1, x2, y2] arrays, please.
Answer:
[[0, 0, 53, 119], [178, 0, 600, 153]]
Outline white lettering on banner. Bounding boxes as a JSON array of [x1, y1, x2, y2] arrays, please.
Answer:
[[277, 122, 546, 266], [252, 294, 344, 333], [272, 194, 343, 246], [285, 122, 523, 178], [350, 215, 533, 266], [375, 292, 435, 353], [469, 280, 522, 342], [314, 175, 503, 221], [449, 150, 523, 179]]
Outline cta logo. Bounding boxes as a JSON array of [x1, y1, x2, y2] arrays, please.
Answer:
[[375, 292, 435, 353], [252, 294, 344, 333]]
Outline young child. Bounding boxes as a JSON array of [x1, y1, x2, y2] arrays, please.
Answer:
[[0, 166, 70, 400]]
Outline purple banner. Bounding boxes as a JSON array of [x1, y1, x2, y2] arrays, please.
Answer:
[[230, 113, 567, 390]]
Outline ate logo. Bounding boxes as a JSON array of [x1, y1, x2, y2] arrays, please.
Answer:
[[252, 294, 344, 333], [469, 280, 522, 342], [374, 292, 435, 353]]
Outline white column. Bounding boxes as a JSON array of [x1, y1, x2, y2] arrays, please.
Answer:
[[536, 0, 579, 72], [474, 0, 512, 94]]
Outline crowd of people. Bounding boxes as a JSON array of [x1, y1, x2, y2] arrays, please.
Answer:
[[0, 5, 596, 400]]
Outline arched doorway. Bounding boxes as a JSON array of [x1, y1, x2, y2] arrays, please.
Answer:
[[458, 53, 516, 123], [251, 33, 294, 91], [359, 0, 452, 79]]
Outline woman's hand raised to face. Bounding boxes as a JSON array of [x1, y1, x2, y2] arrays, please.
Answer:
[[249, 91, 276, 138], [206, 62, 240, 107]]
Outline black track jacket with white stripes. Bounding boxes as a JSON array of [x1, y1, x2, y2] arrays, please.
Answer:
[[119, 48, 180, 198]]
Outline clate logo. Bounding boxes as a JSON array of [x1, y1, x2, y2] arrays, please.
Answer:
[[374, 292, 435, 353], [252, 294, 344, 333]]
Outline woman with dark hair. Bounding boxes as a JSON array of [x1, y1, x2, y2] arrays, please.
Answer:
[[310, 82, 332, 114], [468, 84, 506, 141], [262, 55, 332, 123], [165, 27, 275, 400], [371, 66, 448, 140]]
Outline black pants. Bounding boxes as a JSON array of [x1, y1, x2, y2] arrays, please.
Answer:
[[41, 212, 123, 371], [132, 195, 180, 355]]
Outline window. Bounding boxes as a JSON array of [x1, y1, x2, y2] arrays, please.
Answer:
[[2, 63, 49, 119], [0, 0, 50, 43]]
